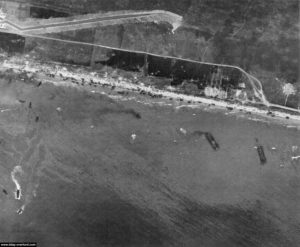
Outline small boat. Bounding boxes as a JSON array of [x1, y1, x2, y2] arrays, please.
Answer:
[[16, 189, 20, 199], [255, 138, 267, 164], [205, 132, 220, 151]]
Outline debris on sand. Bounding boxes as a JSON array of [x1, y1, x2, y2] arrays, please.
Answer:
[[56, 107, 62, 112], [18, 99, 26, 104], [179, 128, 187, 135], [255, 138, 267, 165], [204, 132, 220, 151], [271, 147, 277, 150]]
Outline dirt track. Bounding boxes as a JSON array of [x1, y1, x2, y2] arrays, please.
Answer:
[[0, 74, 299, 246]]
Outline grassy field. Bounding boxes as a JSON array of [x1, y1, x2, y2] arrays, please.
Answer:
[[0, 73, 299, 246]]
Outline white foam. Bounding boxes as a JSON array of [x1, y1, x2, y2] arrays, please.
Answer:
[[11, 165, 23, 200]]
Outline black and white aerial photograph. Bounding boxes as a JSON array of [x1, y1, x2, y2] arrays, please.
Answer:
[[0, 0, 299, 246]]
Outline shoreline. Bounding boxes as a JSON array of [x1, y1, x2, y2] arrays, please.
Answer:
[[1, 58, 300, 125]]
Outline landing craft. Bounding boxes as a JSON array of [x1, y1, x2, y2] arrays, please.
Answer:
[[16, 189, 20, 199], [255, 138, 267, 164], [205, 132, 220, 151]]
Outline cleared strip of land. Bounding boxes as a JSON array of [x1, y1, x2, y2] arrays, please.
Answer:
[[0, 10, 182, 34]]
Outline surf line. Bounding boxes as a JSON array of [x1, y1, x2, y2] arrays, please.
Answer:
[[11, 165, 23, 200]]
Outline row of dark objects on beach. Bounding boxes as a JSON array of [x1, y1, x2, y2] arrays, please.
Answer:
[[30, 66, 293, 121], [53, 71, 196, 103]]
